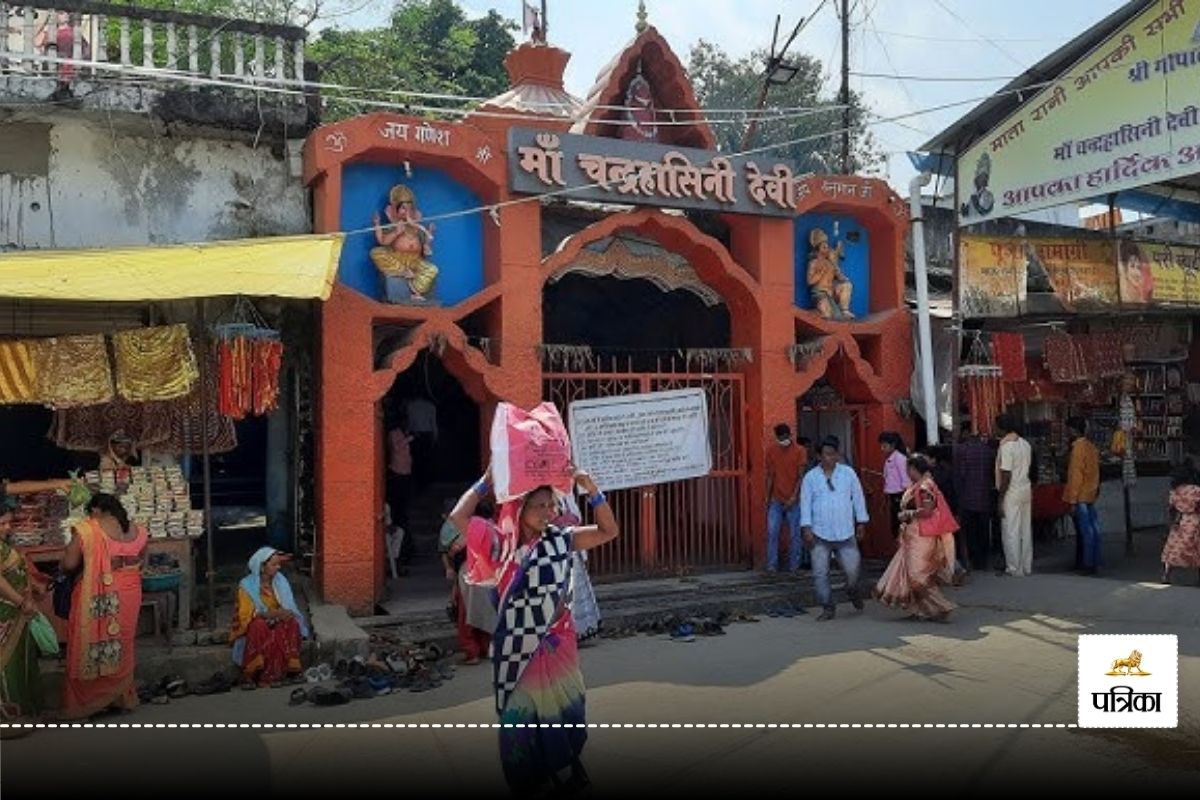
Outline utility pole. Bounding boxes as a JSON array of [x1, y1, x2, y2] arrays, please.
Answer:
[[542, 0, 548, 40], [840, 0, 851, 173]]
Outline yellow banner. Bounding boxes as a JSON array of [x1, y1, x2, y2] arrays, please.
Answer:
[[0, 235, 343, 301], [957, 0, 1200, 224], [959, 235, 1118, 317], [1118, 240, 1200, 305]]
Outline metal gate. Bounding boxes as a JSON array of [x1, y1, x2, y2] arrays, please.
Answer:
[[543, 367, 750, 578]]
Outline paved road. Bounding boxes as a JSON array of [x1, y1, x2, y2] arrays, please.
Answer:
[[4, 571, 1197, 796]]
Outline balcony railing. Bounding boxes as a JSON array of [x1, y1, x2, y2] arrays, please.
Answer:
[[0, 1, 306, 88]]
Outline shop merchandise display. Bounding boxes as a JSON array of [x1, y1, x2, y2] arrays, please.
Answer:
[[86, 465, 204, 539], [112, 324, 199, 402], [49, 397, 173, 452], [33, 334, 114, 408], [0, 340, 38, 404], [990, 332, 1027, 382], [166, 356, 238, 455], [6, 491, 71, 548], [215, 334, 284, 419]]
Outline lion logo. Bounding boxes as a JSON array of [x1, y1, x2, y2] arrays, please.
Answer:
[[1106, 650, 1151, 676]]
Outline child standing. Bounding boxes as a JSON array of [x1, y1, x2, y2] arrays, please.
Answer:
[[440, 498, 495, 664]]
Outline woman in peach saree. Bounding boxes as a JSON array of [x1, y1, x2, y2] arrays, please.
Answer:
[[874, 455, 958, 621], [60, 493, 147, 719]]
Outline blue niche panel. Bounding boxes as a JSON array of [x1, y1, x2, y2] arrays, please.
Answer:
[[339, 163, 483, 306], [794, 213, 870, 319]]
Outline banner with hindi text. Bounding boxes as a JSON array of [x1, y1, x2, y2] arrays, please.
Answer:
[[959, 235, 1118, 317], [1118, 239, 1200, 306], [956, 0, 1200, 225]]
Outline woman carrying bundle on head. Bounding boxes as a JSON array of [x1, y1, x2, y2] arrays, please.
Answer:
[[449, 464, 619, 795]]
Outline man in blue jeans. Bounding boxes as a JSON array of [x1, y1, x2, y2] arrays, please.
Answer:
[[800, 436, 869, 621], [1064, 416, 1102, 575], [765, 424, 809, 572]]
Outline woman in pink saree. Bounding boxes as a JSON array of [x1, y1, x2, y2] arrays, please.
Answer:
[[874, 455, 958, 621], [60, 493, 147, 719]]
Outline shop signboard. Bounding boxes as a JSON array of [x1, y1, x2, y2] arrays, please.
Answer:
[[958, 234, 1118, 317], [1118, 239, 1200, 306], [956, 0, 1200, 225]]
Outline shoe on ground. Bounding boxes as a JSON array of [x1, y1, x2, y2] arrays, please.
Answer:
[[816, 608, 836, 622], [850, 596, 864, 612], [669, 624, 695, 643]]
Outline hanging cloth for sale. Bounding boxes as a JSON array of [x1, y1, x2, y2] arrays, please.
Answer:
[[164, 353, 237, 455], [1042, 331, 1086, 383], [33, 335, 114, 408], [0, 340, 38, 404], [112, 323, 199, 402], [990, 332, 1027, 382], [49, 397, 173, 453]]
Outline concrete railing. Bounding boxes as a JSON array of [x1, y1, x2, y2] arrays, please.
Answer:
[[0, 1, 306, 87]]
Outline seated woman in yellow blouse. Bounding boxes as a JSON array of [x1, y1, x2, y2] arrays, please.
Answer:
[[230, 548, 309, 688]]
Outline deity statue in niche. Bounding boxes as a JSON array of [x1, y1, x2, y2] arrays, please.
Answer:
[[622, 66, 659, 142], [370, 184, 438, 303], [807, 228, 854, 319]]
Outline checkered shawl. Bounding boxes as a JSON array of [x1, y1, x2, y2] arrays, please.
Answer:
[[491, 524, 574, 715]]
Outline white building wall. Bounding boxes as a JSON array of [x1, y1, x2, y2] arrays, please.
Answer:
[[0, 115, 308, 251]]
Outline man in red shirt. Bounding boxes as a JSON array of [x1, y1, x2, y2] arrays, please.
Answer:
[[766, 423, 809, 572]]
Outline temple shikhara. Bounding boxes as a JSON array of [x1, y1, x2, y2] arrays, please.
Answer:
[[303, 12, 914, 612]]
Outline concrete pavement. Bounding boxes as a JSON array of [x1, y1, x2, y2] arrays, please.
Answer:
[[3, 569, 1197, 796]]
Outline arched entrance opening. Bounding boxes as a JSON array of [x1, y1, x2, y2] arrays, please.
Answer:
[[379, 349, 481, 607], [541, 229, 751, 577], [544, 273, 731, 363], [794, 344, 897, 556]]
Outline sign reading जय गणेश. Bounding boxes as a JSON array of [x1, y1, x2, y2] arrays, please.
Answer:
[[508, 128, 811, 217], [956, 0, 1200, 225], [567, 389, 712, 493]]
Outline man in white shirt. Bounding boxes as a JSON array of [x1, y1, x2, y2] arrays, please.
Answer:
[[995, 414, 1033, 576]]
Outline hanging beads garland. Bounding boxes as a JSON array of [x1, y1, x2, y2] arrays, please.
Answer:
[[211, 298, 284, 420]]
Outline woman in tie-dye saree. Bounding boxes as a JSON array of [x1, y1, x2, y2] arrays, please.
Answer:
[[449, 468, 618, 795]]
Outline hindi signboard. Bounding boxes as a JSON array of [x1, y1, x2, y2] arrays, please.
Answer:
[[959, 234, 1118, 317], [956, 0, 1200, 225], [567, 389, 712, 492], [508, 128, 806, 217], [1118, 239, 1200, 306]]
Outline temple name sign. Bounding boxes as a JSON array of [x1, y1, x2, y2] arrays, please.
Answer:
[[567, 389, 712, 493], [508, 128, 804, 217]]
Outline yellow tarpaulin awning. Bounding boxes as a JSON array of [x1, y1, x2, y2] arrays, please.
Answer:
[[0, 234, 344, 301]]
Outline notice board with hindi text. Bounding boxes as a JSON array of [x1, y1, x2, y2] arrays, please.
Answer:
[[567, 389, 712, 492]]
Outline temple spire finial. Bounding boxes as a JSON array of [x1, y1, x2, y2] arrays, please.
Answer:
[[635, 0, 648, 33]]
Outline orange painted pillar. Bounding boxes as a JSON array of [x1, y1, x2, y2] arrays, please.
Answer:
[[315, 295, 382, 614], [729, 216, 796, 569], [498, 200, 544, 410]]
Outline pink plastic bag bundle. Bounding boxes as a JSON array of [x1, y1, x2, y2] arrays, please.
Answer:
[[490, 401, 574, 502]]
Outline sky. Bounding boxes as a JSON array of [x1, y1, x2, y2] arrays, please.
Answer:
[[323, 0, 1131, 192]]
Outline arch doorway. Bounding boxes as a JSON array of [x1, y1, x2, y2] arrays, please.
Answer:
[[380, 350, 481, 606], [541, 234, 750, 578]]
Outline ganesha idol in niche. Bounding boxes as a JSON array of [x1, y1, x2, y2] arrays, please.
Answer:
[[370, 184, 439, 303]]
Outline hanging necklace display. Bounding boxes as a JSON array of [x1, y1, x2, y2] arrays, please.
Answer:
[[958, 332, 1005, 437], [211, 297, 284, 420]]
